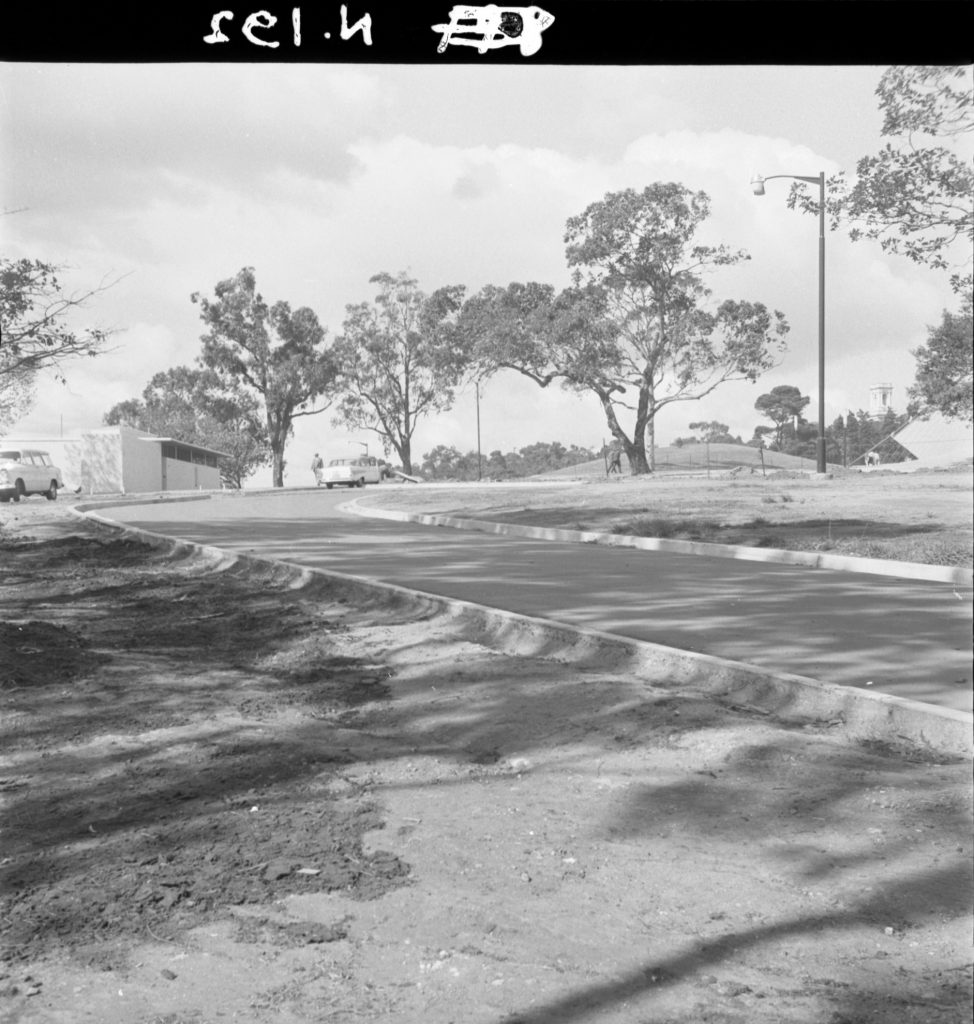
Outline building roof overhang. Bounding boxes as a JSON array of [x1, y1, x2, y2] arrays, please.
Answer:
[[137, 436, 231, 459]]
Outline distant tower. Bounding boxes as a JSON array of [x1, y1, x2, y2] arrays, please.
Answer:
[[869, 383, 894, 418]]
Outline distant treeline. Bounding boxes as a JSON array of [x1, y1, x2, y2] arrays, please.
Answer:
[[752, 408, 913, 466], [420, 441, 597, 481]]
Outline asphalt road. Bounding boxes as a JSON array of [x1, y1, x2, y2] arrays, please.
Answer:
[[99, 488, 973, 714]]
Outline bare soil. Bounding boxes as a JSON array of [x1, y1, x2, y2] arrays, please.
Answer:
[[365, 468, 974, 568], [1, 500, 972, 1024]]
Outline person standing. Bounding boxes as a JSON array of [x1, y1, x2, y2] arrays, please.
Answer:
[[607, 444, 622, 474], [311, 453, 324, 486]]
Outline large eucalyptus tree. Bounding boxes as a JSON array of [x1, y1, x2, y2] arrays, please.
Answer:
[[192, 267, 337, 487], [462, 183, 790, 473], [330, 271, 467, 475]]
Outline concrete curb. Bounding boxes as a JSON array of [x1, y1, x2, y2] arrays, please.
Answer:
[[73, 493, 213, 511], [72, 502, 973, 759], [345, 499, 974, 586]]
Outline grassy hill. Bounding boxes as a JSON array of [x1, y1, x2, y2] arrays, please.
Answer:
[[536, 443, 839, 479]]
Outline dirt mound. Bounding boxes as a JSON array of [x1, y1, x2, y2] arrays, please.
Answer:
[[0, 620, 106, 690], [1, 505, 970, 1024], [2, 736, 407, 967], [0, 527, 411, 970]]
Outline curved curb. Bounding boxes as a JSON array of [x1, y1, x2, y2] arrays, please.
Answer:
[[344, 499, 974, 586], [74, 493, 213, 511], [71, 501, 973, 759]]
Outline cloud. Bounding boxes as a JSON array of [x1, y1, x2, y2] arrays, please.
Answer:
[[12, 321, 188, 437], [3, 65, 961, 484], [1, 64, 383, 232], [452, 162, 501, 201]]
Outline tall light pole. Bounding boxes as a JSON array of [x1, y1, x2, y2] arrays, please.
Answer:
[[475, 381, 482, 481], [751, 171, 827, 475]]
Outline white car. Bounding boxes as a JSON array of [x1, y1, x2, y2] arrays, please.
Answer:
[[321, 456, 383, 489], [0, 448, 65, 502]]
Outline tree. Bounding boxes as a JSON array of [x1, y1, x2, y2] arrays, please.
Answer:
[[907, 299, 973, 423], [420, 439, 595, 481], [103, 366, 270, 488], [790, 66, 973, 294], [688, 420, 740, 444], [420, 444, 478, 481], [331, 272, 467, 475], [748, 426, 774, 449], [0, 367, 35, 433], [1, 256, 120, 414], [484, 449, 511, 479], [191, 268, 337, 487], [462, 184, 789, 474], [826, 408, 911, 466], [513, 441, 591, 476], [754, 385, 811, 450]]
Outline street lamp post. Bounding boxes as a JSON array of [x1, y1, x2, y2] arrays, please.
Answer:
[[475, 381, 482, 481], [751, 171, 827, 475]]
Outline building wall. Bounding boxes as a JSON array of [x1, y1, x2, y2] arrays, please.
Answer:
[[76, 428, 125, 493], [162, 458, 218, 491], [2, 427, 222, 493], [118, 424, 163, 493], [869, 383, 894, 418], [176, 457, 224, 490]]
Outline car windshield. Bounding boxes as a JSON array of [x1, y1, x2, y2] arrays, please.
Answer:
[[328, 459, 352, 466]]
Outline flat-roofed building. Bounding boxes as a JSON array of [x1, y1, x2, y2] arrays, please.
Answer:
[[0, 424, 227, 494]]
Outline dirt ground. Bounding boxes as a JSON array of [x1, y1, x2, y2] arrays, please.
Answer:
[[365, 468, 974, 568], [1, 500, 972, 1024]]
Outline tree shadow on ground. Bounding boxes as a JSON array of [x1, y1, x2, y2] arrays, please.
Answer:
[[493, 869, 972, 1024], [2, 523, 970, 1020]]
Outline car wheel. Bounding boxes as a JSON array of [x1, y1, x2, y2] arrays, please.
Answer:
[[0, 496, 9, 503], [358, 478, 366, 487], [13, 481, 25, 503], [326, 483, 334, 490], [46, 481, 59, 501]]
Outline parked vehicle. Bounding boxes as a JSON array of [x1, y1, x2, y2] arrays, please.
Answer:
[[0, 449, 65, 502], [321, 456, 383, 489]]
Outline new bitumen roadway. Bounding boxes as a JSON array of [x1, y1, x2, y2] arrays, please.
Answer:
[[93, 487, 973, 717]]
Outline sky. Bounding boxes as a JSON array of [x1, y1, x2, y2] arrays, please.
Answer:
[[1, 61, 970, 486]]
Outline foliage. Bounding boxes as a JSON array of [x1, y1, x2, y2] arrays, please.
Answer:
[[508, 440, 595, 478], [0, 256, 120, 417], [103, 366, 270, 488], [192, 267, 337, 487], [907, 298, 973, 424], [0, 366, 35, 432], [420, 440, 596, 481], [747, 386, 918, 464], [419, 445, 480, 481], [687, 420, 741, 444], [776, 420, 826, 461], [790, 66, 974, 294], [747, 428, 772, 449], [754, 385, 811, 449], [331, 272, 468, 475], [825, 408, 912, 466], [462, 184, 789, 474]]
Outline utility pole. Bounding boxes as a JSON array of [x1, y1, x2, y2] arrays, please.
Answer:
[[475, 382, 482, 481]]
